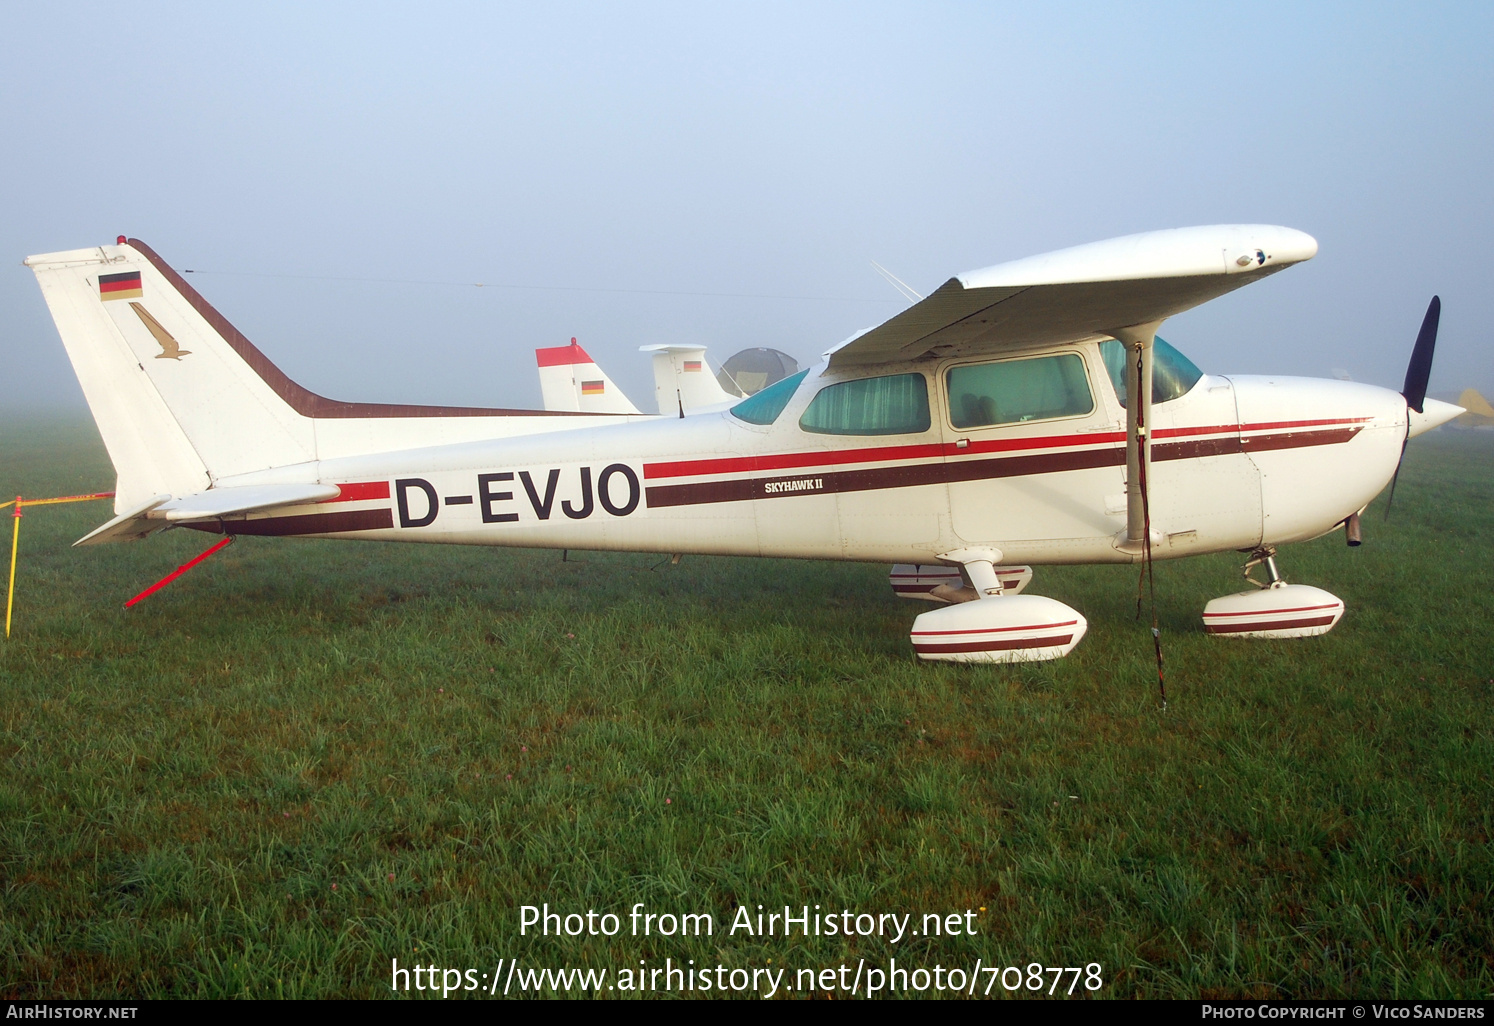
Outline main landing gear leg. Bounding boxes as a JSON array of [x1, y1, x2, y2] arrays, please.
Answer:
[[905, 547, 1088, 663], [1201, 547, 1346, 639]]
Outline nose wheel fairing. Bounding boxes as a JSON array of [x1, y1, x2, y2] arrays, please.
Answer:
[[1202, 547, 1345, 639], [1202, 584, 1344, 639]]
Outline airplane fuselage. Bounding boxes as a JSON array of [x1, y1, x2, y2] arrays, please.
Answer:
[[209, 341, 1410, 565]]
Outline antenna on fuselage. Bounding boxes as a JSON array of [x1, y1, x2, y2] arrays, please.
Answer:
[[870, 261, 924, 304]]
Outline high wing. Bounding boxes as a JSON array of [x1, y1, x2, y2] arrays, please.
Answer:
[[829, 225, 1318, 368]]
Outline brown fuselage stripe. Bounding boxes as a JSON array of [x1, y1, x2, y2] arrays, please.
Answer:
[[644, 425, 1362, 509], [124, 239, 613, 420], [914, 633, 1075, 653], [645, 447, 1118, 508], [1205, 615, 1338, 634], [185, 508, 394, 537], [1238, 427, 1363, 453]]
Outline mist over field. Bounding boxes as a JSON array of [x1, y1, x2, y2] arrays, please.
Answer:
[[1, 3, 1491, 414], [2, 7, 1493, 996]]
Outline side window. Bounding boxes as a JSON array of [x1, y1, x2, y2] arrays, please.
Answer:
[[730, 369, 808, 425], [799, 372, 931, 435], [1100, 338, 1204, 407], [946, 353, 1094, 429]]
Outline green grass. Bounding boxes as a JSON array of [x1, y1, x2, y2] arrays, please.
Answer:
[[1, 415, 1491, 999]]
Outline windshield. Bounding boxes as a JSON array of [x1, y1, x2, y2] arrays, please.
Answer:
[[1100, 338, 1204, 407], [730, 369, 809, 425]]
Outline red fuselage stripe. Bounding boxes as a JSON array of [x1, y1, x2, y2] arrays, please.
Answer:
[[643, 418, 1372, 481], [321, 481, 391, 503]]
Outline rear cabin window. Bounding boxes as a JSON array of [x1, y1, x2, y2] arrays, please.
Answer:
[[1100, 338, 1204, 407], [799, 372, 931, 435], [946, 353, 1094, 428], [730, 369, 808, 425]]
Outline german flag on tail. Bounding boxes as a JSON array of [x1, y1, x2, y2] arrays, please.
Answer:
[[99, 271, 142, 301], [581, 380, 605, 396]]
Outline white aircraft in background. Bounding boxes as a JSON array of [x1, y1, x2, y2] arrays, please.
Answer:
[[24, 226, 1461, 662]]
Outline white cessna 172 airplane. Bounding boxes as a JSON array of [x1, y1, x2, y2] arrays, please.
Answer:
[[24, 226, 1461, 662]]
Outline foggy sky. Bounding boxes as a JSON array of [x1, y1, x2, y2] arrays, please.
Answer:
[[2, 2, 1490, 414]]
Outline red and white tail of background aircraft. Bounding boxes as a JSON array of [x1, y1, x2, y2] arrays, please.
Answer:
[[25, 226, 1461, 662]]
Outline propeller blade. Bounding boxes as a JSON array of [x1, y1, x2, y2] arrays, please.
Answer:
[[1401, 295, 1440, 414], [1385, 296, 1441, 520]]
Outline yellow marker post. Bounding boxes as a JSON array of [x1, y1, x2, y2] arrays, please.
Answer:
[[4, 491, 113, 639], [6, 497, 20, 639]]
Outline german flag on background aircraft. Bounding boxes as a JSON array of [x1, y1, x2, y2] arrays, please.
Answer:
[[99, 271, 142, 301], [683, 360, 702, 372], [581, 380, 605, 396]]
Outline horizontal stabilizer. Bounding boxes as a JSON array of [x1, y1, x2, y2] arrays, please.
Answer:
[[156, 483, 341, 521], [74, 495, 172, 547], [74, 483, 343, 545]]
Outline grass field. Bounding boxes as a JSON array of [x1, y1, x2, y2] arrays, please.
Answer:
[[1, 415, 1491, 999]]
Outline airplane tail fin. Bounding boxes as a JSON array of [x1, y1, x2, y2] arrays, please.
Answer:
[[29, 237, 597, 519], [534, 338, 642, 414], [26, 240, 327, 512], [639, 344, 737, 416]]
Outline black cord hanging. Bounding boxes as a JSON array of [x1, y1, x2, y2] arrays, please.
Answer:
[[1132, 344, 1167, 709]]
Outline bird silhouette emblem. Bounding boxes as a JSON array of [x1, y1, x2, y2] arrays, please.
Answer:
[[129, 302, 192, 360]]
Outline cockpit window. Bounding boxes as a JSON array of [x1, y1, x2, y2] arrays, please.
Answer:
[[730, 369, 808, 425], [946, 353, 1094, 428], [799, 372, 931, 435], [1100, 338, 1204, 407]]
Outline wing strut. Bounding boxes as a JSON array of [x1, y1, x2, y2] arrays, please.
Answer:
[[1113, 321, 1168, 707]]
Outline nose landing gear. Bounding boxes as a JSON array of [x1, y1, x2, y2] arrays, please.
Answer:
[[1202, 546, 1345, 639]]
